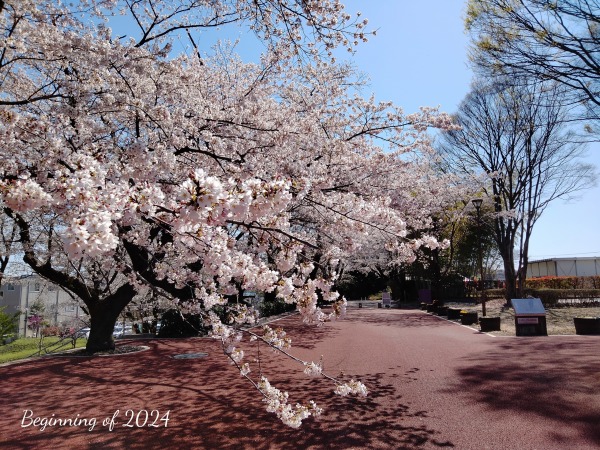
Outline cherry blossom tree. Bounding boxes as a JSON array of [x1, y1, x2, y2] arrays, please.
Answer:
[[0, 0, 454, 427], [337, 157, 473, 301]]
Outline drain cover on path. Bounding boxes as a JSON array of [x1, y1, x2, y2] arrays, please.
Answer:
[[172, 352, 208, 359]]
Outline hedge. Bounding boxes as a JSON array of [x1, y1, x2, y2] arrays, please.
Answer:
[[480, 287, 600, 307], [526, 276, 600, 290], [523, 289, 600, 307], [260, 299, 296, 318]]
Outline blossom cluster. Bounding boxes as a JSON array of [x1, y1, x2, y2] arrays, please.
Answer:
[[257, 377, 323, 429], [0, 0, 470, 429], [303, 361, 323, 377], [261, 325, 292, 350], [334, 379, 369, 397], [1, 179, 53, 211]]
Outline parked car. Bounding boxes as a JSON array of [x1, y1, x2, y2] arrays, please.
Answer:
[[113, 324, 132, 337], [76, 327, 90, 339], [74, 325, 134, 339]]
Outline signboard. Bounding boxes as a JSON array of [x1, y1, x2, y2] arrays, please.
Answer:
[[511, 298, 546, 316], [517, 317, 539, 325]]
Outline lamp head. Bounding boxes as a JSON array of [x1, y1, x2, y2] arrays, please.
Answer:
[[471, 198, 483, 210]]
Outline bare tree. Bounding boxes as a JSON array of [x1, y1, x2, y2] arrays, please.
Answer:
[[438, 79, 596, 301], [466, 0, 600, 123]]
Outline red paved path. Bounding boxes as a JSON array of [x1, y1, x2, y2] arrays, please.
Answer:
[[1, 307, 599, 449]]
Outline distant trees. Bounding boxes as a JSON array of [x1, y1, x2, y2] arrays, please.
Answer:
[[0, 306, 19, 338], [438, 200, 500, 281], [466, 0, 600, 123], [334, 160, 471, 302], [438, 79, 595, 300]]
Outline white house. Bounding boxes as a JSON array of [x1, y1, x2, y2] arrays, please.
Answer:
[[0, 275, 85, 337], [527, 257, 600, 278]]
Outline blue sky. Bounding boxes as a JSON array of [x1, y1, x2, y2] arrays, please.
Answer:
[[335, 1, 472, 114], [334, 1, 600, 261]]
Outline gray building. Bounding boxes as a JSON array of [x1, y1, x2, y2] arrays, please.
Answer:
[[527, 257, 600, 278], [0, 275, 85, 337]]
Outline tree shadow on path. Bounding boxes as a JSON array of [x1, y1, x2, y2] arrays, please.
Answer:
[[0, 337, 453, 450], [342, 309, 451, 329], [445, 338, 600, 448]]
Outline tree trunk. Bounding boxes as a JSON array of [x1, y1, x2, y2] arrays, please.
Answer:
[[388, 268, 405, 303], [85, 284, 136, 353], [86, 311, 119, 353], [429, 249, 443, 301], [503, 257, 518, 304]]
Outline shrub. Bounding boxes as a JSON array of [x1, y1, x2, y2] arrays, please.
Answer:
[[59, 327, 76, 338], [562, 289, 600, 301], [157, 309, 206, 338], [260, 299, 295, 318], [522, 288, 600, 305], [41, 326, 61, 337], [0, 307, 19, 337], [484, 289, 505, 299], [523, 289, 560, 307], [526, 276, 600, 290]]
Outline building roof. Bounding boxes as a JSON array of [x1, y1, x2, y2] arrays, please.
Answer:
[[529, 256, 600, 264]]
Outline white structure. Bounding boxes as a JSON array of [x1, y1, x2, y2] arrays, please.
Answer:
[[527, 257, 600, 278], [0, 275, 85, 337]]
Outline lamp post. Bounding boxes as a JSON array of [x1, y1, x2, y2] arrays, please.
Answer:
[[471, 198, 487, 317]]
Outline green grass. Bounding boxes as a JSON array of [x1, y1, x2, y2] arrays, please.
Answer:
[[0, 336, 87, 364]]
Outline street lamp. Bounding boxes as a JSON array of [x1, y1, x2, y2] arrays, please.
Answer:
[[471, 198, 486, 317]]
